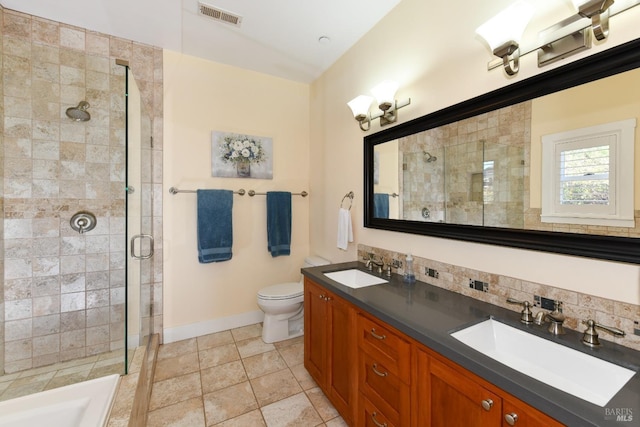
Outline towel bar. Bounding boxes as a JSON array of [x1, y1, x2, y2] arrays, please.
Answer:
[[169, 187, 246, 195], [248, 190, 308, 197], [169, 187, 309, 197]]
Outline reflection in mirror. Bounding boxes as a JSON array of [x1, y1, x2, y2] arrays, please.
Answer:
[[364, 38, 640, 264], [378, 109, 528, 228], [371, 67, 640, 231]]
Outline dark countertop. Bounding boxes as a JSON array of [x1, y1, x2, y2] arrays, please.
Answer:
[[302, 261, 640, 427]]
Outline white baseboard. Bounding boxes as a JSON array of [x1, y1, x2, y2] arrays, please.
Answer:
[[162, 310, 265, 344]]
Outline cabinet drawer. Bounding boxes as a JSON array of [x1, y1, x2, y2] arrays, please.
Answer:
[[359, 351, 410, 425], [358, 393, 399, 427], [357, 314, 411, 382]]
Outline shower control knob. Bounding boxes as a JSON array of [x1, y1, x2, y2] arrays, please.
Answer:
[[70, 211, 97, 234]]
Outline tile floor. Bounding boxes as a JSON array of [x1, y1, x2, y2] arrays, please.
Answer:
[[0, 349, 126, 402], [147, 323, 347, 427]]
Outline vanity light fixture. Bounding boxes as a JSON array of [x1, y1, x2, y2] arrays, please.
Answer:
[[476, 1, 534, 76], [484, 0, 639, 74], [573, 0, 614, 40], [347, 80, 411, 131]]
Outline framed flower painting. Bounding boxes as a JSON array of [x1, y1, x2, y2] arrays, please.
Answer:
[[211, 131, 273, 179]]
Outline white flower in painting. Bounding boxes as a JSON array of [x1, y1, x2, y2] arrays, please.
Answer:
[[220, 134, 266, 165]]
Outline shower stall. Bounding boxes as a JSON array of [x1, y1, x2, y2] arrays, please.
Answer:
[[0, 20, 157, 400], [399, 140, 525, 227]]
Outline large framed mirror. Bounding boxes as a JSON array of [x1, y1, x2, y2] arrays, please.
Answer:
[[364, 38, 640, 264]]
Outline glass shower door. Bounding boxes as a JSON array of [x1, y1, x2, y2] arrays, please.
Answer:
[[125, 67, 154, 370]]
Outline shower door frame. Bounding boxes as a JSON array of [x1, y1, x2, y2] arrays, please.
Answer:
[[121, 62, 154, 373]]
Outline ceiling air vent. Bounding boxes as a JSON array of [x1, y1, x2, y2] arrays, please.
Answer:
[[198, 2, 243, 27]]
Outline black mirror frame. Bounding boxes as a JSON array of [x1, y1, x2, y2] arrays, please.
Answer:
[[364, 38, 640, 264]]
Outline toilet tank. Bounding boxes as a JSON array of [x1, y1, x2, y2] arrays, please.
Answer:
[[303, 256, 330, 268]]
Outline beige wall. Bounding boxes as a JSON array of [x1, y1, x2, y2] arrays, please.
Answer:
[[310, 0, 640, 305], [163, 51, 311, 336]]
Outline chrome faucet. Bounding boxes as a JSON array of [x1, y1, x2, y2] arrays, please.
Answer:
[[534, 301, 566, 335], [363, 253, 383, 273], [371, 260, 384, 274], [581, 319, 625, 347]]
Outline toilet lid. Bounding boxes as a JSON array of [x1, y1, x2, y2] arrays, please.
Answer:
[[258, 282, 303, 300]]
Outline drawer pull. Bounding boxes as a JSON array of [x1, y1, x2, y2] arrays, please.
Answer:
[[370, 328, 386, 340], [371, 411, 387, 427], [372, 363, 388, 377], [318, 294, 325, 299], [481, 399, 494, 411], [505, 413, 519, 425]]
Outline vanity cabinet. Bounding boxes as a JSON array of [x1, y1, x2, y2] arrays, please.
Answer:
[[303, 278, 356, 424], [304, 277, 565, 427], [415, 345, 564, 427]]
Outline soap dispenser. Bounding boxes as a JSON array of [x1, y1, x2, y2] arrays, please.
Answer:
[[403, 253, 416, 284]]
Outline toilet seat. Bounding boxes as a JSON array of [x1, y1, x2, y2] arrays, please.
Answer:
[[257, 282, 302, 300]]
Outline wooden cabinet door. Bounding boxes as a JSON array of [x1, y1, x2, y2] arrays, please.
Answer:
[[326, 292, 356, 423], [502, 396, 565, 427], [427, 358, 502, 427], [304, 279, 327, 387], [414, 346, 430, 427]]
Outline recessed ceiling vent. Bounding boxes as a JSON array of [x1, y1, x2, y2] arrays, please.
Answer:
[[198, 2, 243, 27]]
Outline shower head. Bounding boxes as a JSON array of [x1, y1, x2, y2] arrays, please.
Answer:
[[66, 101, 91, 122], [424, 151, 437, 163]]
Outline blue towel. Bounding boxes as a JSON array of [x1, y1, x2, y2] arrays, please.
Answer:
[[197, 189, 233, 263], [266, 191, 292, 257], [373, 193, 389, 219]]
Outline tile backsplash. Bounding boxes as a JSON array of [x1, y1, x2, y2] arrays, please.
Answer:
[[358, 244, 640, 352]]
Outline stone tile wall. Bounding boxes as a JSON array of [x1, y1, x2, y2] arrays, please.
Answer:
[[0, 5, 5, 374], [398, 101, 529, 227], [1, 7, 163, 374], [358, 244, 640, 352]]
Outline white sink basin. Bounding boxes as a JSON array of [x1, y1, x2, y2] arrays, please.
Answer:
[[451, 319, 636, 407], [323, 269, 388, 289]]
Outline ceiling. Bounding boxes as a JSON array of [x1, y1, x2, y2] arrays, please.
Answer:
[[0, 0, 403, 83], [1, 0, 612, 84]]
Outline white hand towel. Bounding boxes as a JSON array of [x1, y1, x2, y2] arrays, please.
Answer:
[[337, 207, 353, 250]]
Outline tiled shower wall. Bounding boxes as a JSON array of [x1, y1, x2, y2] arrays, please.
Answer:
[[358, 244, 640, 352], [399, 101, 529, 228], [1, 7, 163, 374], [0, 5, 5, 374]]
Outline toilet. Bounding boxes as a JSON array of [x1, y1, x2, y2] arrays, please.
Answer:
[[257, 256, 330, 343]]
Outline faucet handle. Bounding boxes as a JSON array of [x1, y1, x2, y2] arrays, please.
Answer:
[[506, 298, 534, 324], [581, 319, 625, 347]]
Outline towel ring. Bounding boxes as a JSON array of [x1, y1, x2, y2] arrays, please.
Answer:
[[341, 191, 354, 210]]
